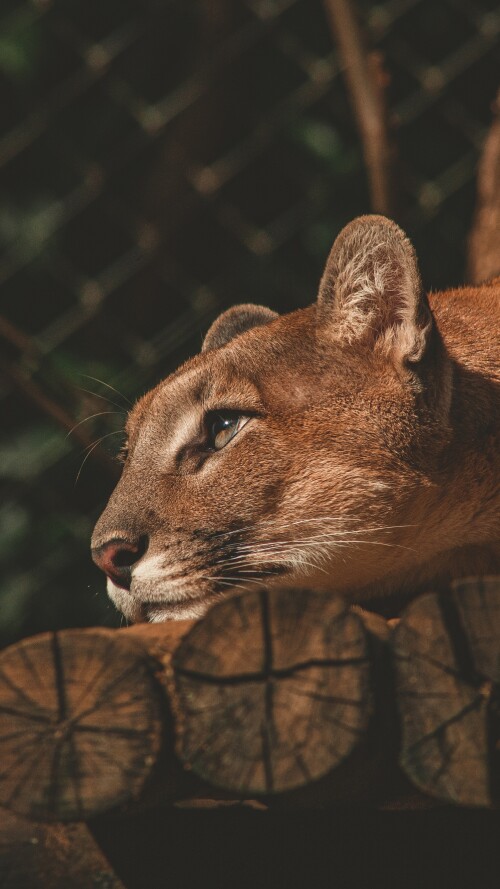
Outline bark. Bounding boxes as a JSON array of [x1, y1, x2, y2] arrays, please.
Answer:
[[323, 0, 397, 216], [467, 89, 500, 284]]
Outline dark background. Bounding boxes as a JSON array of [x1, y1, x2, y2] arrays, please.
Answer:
[[0, 0, 498, 647]]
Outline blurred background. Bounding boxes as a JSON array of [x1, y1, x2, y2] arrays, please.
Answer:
[[0, 0, 498, 647]]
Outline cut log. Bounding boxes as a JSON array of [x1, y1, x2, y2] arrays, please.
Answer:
[[393, 576, 500, 807], [0, 628, 165, 821], [171, 588, 375, 795], [0, 590, 431, 819]]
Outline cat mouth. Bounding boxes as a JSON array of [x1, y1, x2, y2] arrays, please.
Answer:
[[106, 571, 130, 591], [141, 593, 218, 622]]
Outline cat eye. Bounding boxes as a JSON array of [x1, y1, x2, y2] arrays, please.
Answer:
[[206, 412, 249, 451]]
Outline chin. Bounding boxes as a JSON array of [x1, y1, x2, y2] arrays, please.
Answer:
[[106, 578, 144, 623], [143, 598, 214, 622], [106, 576, 220, 623]]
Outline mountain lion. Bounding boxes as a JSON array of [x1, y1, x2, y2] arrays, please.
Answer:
[[92, 215, 500, 622]]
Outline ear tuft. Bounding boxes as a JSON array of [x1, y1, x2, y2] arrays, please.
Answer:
[[318, 215, 432, 361], [202, 304, 278, 352]]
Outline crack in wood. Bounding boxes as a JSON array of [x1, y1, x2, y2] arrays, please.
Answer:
[[428, 733, 459, 790], [47, 735, 63, 817], [72, 648, 114, 713], [176, 655, 368, 687], [0, 738, 49, 782], [406, 695, 484, 756], [74, 724, 152, 738], [69, 638, 120, 714], [17, 646, 47, 698], [51, 633, 68, 724], [73, 662, 151, 726], [286, 686, 364, 707], [0, 668, 46, 715], [68, 734, 84, 821], [395, 650, 464, 681], [5, 744, 50, 810], [0, 705, 52, 726], [294, 752, 313, 783], [260, 589, 275, 793], [321, 712, 365, 736], [438, 594, 482, 689]]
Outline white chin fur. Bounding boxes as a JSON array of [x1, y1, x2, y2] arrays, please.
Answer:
[[146, 600, 212, 622], [106, 578, 143, 622], [107, 576, 214, 623]]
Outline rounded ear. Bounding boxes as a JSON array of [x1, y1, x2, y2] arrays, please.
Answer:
[[202, 304, 278, 352], [318, 215, 433, 362]]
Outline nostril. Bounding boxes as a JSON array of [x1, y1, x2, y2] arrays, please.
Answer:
[[113, 549, 137, 568], [113, 537, 147, 568], [92, 535, 148, 590]]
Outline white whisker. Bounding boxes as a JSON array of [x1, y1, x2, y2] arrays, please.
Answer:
[[231, 525, 419, 554], [222, 536, 417, 562], [65, 411, 124, 440], [211, 515, 359, 541], [214, 535, 418, 580], [75, 430, 123, 484], [262, 556, 330, 576], [81, 374, 133, 407], [77, 385, 130, 414], [212, 517, 419, 542]]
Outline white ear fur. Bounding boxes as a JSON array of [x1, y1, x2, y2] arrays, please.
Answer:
[[318, 215, 432, 361], [202, 304, 278, 352]]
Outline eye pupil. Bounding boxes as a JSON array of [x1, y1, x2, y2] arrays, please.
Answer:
[[207, 412, 246, 450], [212, 416, 233, 436]]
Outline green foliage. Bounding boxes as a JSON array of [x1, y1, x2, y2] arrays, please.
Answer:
[[0, 572, 34, 637], [0, 425, 69, 481], [0, 502, 29, 561], [0, 199, 61, 260], [292, 119, 359, 174], [50, 352, 135, 405], [0, 10, 41, 82]]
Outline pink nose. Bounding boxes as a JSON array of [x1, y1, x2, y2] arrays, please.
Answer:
[[91, 538, 146, 590]]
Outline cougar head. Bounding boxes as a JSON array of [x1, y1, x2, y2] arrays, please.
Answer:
[[92, 215, 453, 622]]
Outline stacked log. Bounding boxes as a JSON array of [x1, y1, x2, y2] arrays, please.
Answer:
[[0, 628, 165, 822], [0, 578, 499, 886], [171, 589, 384, 797], [0, 588, 402, 822], [394, 577, 500, 808], [0, 578, 499, 828]]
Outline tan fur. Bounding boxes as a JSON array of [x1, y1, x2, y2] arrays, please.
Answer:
[[92, 216, 500, 622]]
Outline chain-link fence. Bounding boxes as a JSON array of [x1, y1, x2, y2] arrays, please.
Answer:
[[0, 0, 498, 646]]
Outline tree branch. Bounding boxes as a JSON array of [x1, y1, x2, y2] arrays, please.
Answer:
[[323, 0, 397, 216], [0, 314, 121, 478], [0, 355, 120, 479], [467, 88, 500, 284]]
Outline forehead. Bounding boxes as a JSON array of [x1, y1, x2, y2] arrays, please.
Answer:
[[124, 304, 352, 439], [126, 329, 281, 438]]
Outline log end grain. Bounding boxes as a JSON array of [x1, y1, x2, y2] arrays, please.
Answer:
[[0, 628, 164, 821], [171, 588, 373, 795], [393, 576, 500, 807]]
